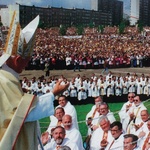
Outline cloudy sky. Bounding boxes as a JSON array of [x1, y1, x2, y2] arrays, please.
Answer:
[[1, 0, 91, 9], [1, 0, 130, 14]]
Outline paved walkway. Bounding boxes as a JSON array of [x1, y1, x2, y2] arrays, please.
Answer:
[[20, 67, 150, 80]]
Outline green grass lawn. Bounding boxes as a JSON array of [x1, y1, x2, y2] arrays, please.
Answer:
[[40, 100, 150, 141]]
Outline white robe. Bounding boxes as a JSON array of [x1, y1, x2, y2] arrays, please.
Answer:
[[77, 85, 87, 100], [136, 81, 144, 95], [115, 82, 122, 96], [143, 81, 150, 96], [47, 116, 63, 134], [86, 105, 99, 135], [105, 134, 124, 150], [1, 65, 55, 150], [137, 127, 150, 150], [65, 126, 84, 150], [121, 81, 129, 94], [43, 85, 53, 94], [87, 112, 116, 136], [106, 81, 114, 97], [90, 128, 114, 150], [44, 137, 79, 150], [118, 101, 134, 124], [128, 81, 136, 93], [91, 83, 99, 97], [87, 82, 93, 97], [57, 101, 79, 129], [99, 82, 107, 96], [86, 105, 97, 121], [69, 83, 77, 97], [123, 103, 147, 133], [134, 121, 148, 137]]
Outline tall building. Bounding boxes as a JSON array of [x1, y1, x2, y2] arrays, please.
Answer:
[[139, 0, 150, 26], [130, 0, 150, 26], [130, 0, 139, 25], [91, 0, 98, 11], [0, 4, 113, 28], [97, 0, 123, 26]]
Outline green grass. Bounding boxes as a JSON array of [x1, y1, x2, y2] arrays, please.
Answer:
[[75, 102, 124, 139], [39, 100, 150, 140]]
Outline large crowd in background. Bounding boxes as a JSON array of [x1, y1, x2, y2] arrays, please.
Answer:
[[29, 26, 150, 70], [1, 26, 150, 70]]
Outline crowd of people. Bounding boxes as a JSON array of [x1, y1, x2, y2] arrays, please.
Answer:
[[20, 68, 150, 149], [21, 71, 150, 100], [24, 26, 150, 71], [39, 93, 150, 150], [84, 93, 150, 150], [1, 26, 150, 71]]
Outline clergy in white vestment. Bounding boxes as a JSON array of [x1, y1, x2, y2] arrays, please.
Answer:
[[61, 78, 70, 97], [86, 96, 103, 135], [121, 77, 129, 95], [137, 119, 150, 150], [134, 110, 149, 136], [90, 102, 116, 133], [69, 79, 77, 97], [143, 77, 150, 96], [91, 80, 100, 97], [105, 121, 124, 150], [128, 78, 136, 93], [43, 82, 53, 94], [123, 95, 147, 134], [0, 13, 69, 150], [44, 126, 79, 150], [62, 115, 84, 150], [136, 78, 144, 95], [123, 134, 140, 150], [119, 93, 135, 124], [98, 102, 116, 124], [23, 81, 34, 94], [99, 79, 107, 96], [74, 74, 81, 85], [77, 81, 87, 100], [90, 116, 114, 150], [47, 107, 65, 133], [106, 78, 114, 97], [97, 75, 103, 86], [56, 95, 79, 129], [87, 79, 93, 97], [106, 71, 113, 81], [41, 107, 65, 145], [91, 73, 97, 81], [115, 79, 123, 96]]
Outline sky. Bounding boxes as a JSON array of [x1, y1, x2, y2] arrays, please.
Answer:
[[0, 0, 130, 14]]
